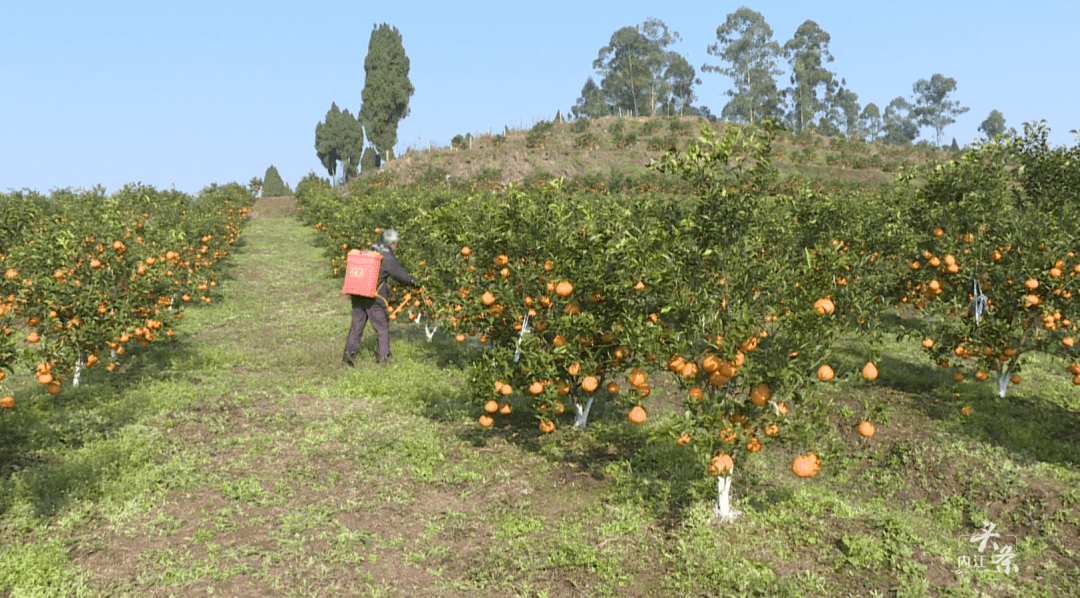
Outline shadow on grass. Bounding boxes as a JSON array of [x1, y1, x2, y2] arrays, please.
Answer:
[[830, 343, 1080, 469], [383, 331, 716, 522], [0, 337, 207, 518], [392, 308, 1080, 526], [0, 253, 244, 519]]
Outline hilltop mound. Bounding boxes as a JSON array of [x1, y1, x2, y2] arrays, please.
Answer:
[[371, 116, 948, 191]]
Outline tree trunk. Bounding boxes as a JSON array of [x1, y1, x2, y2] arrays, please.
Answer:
[[747, 71, 754, 125]]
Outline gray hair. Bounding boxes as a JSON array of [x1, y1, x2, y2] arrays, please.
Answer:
[[380, 229, 400, 244]]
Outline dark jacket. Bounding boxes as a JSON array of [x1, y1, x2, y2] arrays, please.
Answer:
[[370, 243, 420, 301]]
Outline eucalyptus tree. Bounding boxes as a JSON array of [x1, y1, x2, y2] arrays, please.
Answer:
[[821, 82, 861, 138], [911, 74, 969, 146], [978, 109, 1012, 140], [701, 7, 785, 125], [859, 103, 882, 141], [881, 97, 918, 146], [783, 20, 838, 133], [584, 18, 696, 118], [571, 77, 608, 119]]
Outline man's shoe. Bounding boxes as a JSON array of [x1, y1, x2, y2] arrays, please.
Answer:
[[342, 352, 356, 367]]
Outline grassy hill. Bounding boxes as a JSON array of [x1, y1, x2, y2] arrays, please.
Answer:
[[377, 116, 950, 192]]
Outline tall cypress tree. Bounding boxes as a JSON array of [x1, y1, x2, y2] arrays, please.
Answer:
[[315, 103, 343, 183], [359, 23, 414, 163]]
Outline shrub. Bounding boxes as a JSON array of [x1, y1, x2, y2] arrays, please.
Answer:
[[451, 133, 473, 150], [609, 122, 636, 148], [296, 171, 330, 197], [646, 135, 680, 152], [574, 131, 600, 150], [473, 166, 503, 188], [668, 117, 692, 134], [641, 119, 662, 135], [570, 118, 590, 134], [526, 120, 554, 149], [417, 166, 450, 186]]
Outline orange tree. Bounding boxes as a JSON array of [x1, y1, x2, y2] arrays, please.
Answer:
[[890, 123, 1080, 397], [296, 175, 680, 430], [296, 122, 908, 520], [0, 183, 253, 400], [645, 120, 902, 519]]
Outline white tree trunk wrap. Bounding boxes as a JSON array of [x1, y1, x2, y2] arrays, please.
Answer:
[[712, 467, 740, 523], [573, 395, 594, 428]]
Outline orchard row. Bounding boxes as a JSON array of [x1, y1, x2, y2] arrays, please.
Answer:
[[0, 183, 255, 405], [295, 122, 1079, 497]]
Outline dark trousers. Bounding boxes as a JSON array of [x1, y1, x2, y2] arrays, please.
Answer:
[[344, 295, 392, 363]]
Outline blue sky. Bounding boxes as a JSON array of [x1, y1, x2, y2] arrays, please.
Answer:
[[3, 1, 1076, 194]]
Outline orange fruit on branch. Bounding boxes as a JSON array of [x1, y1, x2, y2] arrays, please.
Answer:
[[484, 400, 499, 414], [581, 376, 599, 393], [813, 297, 835, 315], [680, 362, 699, 380], [862, 362, 878, 380], [792, 453, 821, 478], [628, 405, 647, 424], [0, 396, 14, 409], [749, 383, 770, 407], [709, 453, 734, 476], [539, 420, 555, 434], [555, 281, 573, 297], [498, 402, 512, 415], [478, 415, 494, 428]]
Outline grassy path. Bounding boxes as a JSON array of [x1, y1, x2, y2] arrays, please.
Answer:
[[0, 197, 644, 597], [2, 197, 1080, 597]]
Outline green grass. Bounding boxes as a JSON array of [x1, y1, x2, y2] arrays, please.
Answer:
[[0, 197, 1077, 597]]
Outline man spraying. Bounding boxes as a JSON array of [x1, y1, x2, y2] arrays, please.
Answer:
[[342, 229, 420, 366]]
